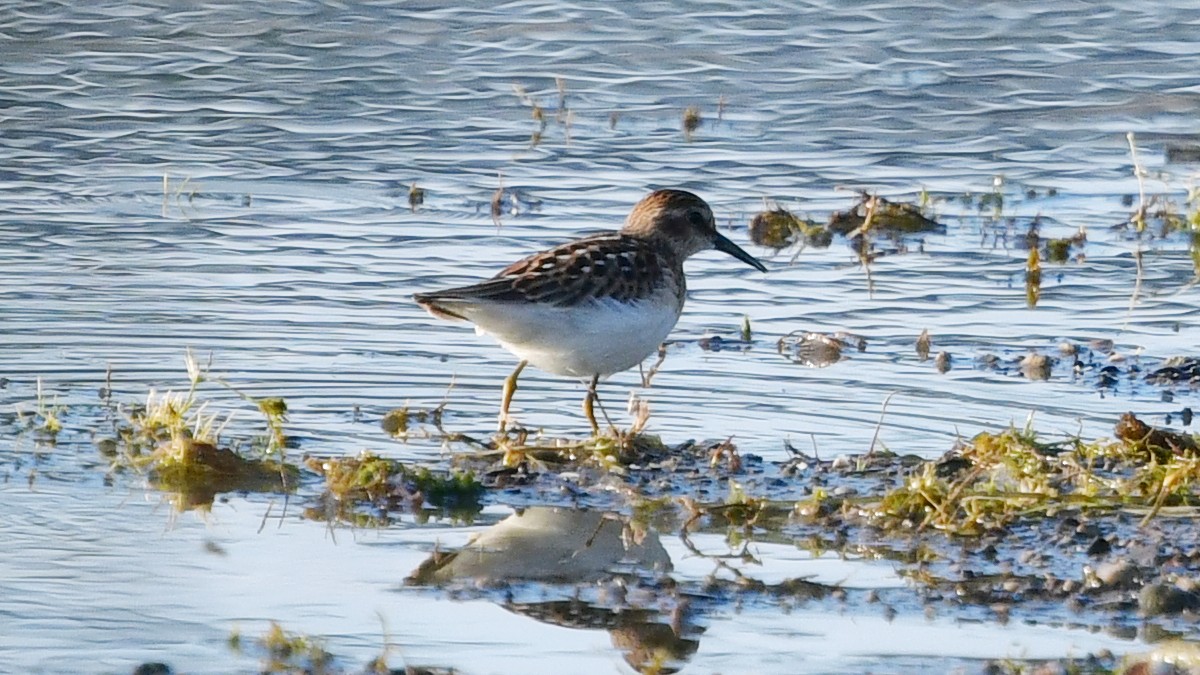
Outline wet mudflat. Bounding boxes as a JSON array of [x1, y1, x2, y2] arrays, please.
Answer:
[[4, 1, 1200, 673]]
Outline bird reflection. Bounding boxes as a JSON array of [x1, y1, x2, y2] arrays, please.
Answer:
[[407, 507, 701, 673]]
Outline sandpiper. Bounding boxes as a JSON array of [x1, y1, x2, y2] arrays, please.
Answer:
[[413, 189, 767, 433]]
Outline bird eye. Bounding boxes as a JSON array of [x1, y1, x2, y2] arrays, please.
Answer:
[[687, 209, 707, 227]]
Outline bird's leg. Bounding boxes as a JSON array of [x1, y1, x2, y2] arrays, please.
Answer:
[[498, 360, 528, 433], [582, 374, 616, 436], [582, 374, 601, 435]]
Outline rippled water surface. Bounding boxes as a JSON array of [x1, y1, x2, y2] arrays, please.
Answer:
[[3, 1, 1200, 673]]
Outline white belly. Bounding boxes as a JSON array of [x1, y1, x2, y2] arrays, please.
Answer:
[[467, 294, 682, 378]]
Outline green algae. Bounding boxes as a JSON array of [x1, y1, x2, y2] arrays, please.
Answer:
[[305, 451, 483, 523]]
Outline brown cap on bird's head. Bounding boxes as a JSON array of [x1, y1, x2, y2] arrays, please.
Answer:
[[621, 189, 767, 271]]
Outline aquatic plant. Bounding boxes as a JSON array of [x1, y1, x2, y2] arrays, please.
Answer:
[[408, 183, 425, 211], [682, 105, 701, 140], [15, 377, 65, 440], [748, 204, 828, 251], [862, 417, 1200, 536], [1025, 245, 1041, 307], [826, 192, 942, 236], [106, 350, 299, 510], [305, 451, 483, 526], [253, 622, 333, 674]]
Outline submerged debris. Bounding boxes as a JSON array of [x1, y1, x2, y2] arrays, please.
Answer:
[[1114, 412, 1199, 460], [230, 622, 334, 674], [827, 193, 942, 236], [490, 180, 504, 224], [1147, 356, 1200, 385], [408, 182, 425, 211], [682, 105, 702, 139], [748, 207, 830, 250], [1024, 219, 1088, 264], [1019, 352, 1054, 380], [380, 403, 445, 437], [934, 351, 952, 373], [777, 330, 865, 367], [698, 333, 750, 352]]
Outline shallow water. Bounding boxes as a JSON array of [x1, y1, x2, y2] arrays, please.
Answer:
[[3, 1, 1200, 672]]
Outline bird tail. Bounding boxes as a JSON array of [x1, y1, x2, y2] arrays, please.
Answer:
[[412, 292, 471, 321]]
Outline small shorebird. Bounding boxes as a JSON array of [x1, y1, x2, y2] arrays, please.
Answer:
[[414, 189, 767, 433]]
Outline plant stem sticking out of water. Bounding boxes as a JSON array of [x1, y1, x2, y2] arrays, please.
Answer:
[[1128, 132, 1149, 233], [1123, 132, 1149, 327], [916, 329, 931, 362], [682, 105, 701, 141], [161, 173, 199, 220], [514, 84, 547, 148], [555, 76, 567, 124], [850, 192, 880, 297], [491, 172, 504, 227], [1025, 245, 1042, 307], [639, 344, 668, 387], [866, 391, 898, 457], [22, 376, 64, 439]]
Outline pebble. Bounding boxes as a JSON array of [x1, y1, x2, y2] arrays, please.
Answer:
[[1086, 536, 1112, 556], [1139, 582, 1200, 617], [1092, 560, 1137, 588], [935, 351, 952, 373]]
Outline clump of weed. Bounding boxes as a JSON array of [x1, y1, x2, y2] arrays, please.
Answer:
[[749, 205, 830, 250], [915, 329, 931, 362], [476, 398, 671, 472], [306, 451, 483, 522], [247, 622, 333, 674], [977, 176, 1006, 218], [823, 191, 941, 296], [408, 182, 425, 211], [1044, 236, 1071, 263], [860, 416, 1200, 535], [826, 192, 941, 236], [15, 377, 65, 441], [108, 350, 299, 510], [380, 403, 445, 438], [1025, 219, 1088, 264], [682, 105, 702, 140], [256, 397, 288, 454]]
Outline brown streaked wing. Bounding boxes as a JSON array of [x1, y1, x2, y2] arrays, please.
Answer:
[[424, 233, 674, 307]]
